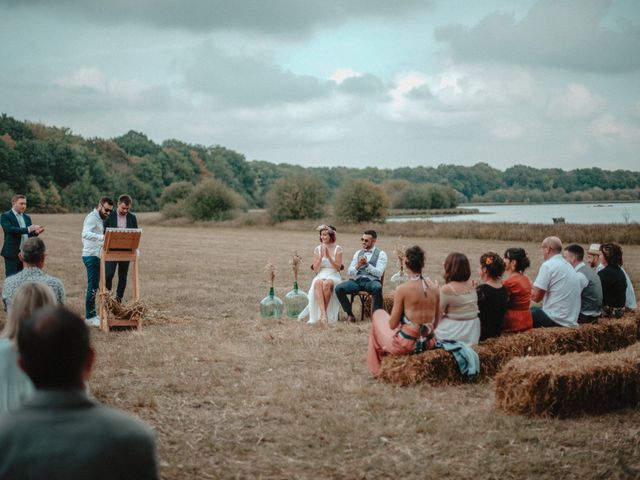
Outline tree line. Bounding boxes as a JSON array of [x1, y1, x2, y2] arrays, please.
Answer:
[[1, 113, 639, 215]]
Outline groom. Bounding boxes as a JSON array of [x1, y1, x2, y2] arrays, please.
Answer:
[[335, 230, 387, 322]]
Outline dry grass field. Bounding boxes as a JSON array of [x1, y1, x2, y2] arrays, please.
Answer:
[[2, 213, 639, 479]]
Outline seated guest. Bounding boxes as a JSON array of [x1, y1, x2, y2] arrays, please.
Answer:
[[2, 237, 65, 311], [0, 283, 57, 414], [0, 306, 159, 480], [335, 230, 387, 322], [531, 236, 581, 328], [563, 244, 602, 323], [502, 248, 533, 333], [368, 246, 439, 376], [477, 252, 508, 341], [435, 253, 480, 345], [588, 242, 636, 312], [597, 243, 627, 318]]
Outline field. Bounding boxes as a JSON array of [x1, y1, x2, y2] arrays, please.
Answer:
[[2, 213, 639, 479]]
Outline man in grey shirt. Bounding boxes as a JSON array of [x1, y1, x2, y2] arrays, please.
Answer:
[[0, 306, 159, 480], [563, 243, 603, 323]]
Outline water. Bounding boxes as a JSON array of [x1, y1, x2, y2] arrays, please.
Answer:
[[387, 202, 640, 224]]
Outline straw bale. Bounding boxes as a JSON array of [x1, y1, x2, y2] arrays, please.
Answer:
[[379, 313, 640, 386], [361, 293, 394, 319], [494, 343, 640, 417]]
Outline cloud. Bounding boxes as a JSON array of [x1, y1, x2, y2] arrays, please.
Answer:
[[435, 0, 640, 72], [0, 0, 430, 36], [546, 83, 605, 120], [330, 68, 360, 84], [489, 119, 525, 140], [590, 113, 640, 145], [54, 67, 107, 93], [180, 43, 332, 106]]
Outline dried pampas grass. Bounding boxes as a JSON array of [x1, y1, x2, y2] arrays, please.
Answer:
[[379, 313, 640, 386], [494, 342, 640, 417], [99, 292, 149, 323]]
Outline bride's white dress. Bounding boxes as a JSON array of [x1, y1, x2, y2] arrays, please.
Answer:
[[298, 245, 342, 324]]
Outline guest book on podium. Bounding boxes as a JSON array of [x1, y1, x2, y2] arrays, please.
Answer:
[[99, 228, 143, 332]]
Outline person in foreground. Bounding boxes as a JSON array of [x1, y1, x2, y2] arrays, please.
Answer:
[[502, 248, 533, 333], [103, 194, 139, 303], [435, 252, 480, 345], [2, 237, 65, 311], [298, 225, 343, 324], [82, 196, 114, 327], [335, 230, 387, 322], [477, 252, 508, 341], [597, 243, 627, 319], [0, 306, 159, 480], [367, 246, 439, 376], [531, 236, 581, 328], [1, 194, 44, 278], [0, 282, 57, 414]]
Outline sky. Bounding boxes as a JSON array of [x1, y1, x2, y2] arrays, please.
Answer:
[[1, 0, 639, 171]]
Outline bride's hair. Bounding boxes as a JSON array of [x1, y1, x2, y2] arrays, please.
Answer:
[[318, 226, 336, 243]]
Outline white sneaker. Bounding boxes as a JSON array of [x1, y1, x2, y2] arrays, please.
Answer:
[[86, 316, 101, 327]]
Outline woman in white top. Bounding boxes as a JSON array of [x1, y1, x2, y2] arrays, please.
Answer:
[[435, 252, 481, 346], [299, 225, 343, 324], [0, 282, 57, 414]]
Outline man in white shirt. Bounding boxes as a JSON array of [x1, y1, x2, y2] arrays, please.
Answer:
[[531, 236, 582, 328], [81, 197, 114, 327], [335, 230, 387, 322]]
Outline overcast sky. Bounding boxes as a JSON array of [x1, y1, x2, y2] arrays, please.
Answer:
[[1, 0, 639, 170]]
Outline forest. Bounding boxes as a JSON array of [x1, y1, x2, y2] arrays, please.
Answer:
[[1, 113, 639, 213]]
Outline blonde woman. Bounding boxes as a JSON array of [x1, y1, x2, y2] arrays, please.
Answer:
[[0, 282, 57, 413], [299, 225, 343, 324]]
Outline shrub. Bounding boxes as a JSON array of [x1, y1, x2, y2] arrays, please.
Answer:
[[265, 174, 326, 222], [185, 178, 239, 222], [159, 181, 194, 208], [334, 179, 389, 224]]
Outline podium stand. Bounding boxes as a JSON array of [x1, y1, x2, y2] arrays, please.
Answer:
[[99, 228, 142, 332]]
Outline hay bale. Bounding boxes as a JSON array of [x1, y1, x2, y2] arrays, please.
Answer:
[[378, 313, 640, 386], [361, 293, 394, 320], [494, 343, 640, 417]]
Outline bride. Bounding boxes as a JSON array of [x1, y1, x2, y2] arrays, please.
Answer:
[[299, 225, 343, 324]]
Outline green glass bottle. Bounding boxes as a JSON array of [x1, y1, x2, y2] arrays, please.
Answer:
[[284, 281, 308, 318], [260, 286, 283, 318]]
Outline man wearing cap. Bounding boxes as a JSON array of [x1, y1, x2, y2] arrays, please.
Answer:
[[1, 194, 44, 278], [531, 236, 582, 328], [588, 242, 636, 311]]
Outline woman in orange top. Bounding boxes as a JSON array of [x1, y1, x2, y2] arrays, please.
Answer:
[[502, 248, 533, 333]]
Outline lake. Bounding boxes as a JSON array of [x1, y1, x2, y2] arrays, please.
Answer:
[[387, 202, 640, 224]]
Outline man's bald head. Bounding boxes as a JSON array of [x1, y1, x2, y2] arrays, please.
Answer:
[[543, 236, 562, 253]]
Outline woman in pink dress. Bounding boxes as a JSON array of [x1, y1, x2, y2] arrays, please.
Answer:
[[368, 246, 439, 376]]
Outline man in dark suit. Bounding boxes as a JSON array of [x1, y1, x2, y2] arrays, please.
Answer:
[[0, 306, 159, 479], [103, 194, 139, 302], [1, 194, 44, 277]]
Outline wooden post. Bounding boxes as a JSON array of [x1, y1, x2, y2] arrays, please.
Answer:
[[99, 228, 143, 332]]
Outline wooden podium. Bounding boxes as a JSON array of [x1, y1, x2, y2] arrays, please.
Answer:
[[99, 228, 142, 332]]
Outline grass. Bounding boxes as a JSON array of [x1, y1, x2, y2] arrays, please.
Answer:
[[1, 213, 639, 479]]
